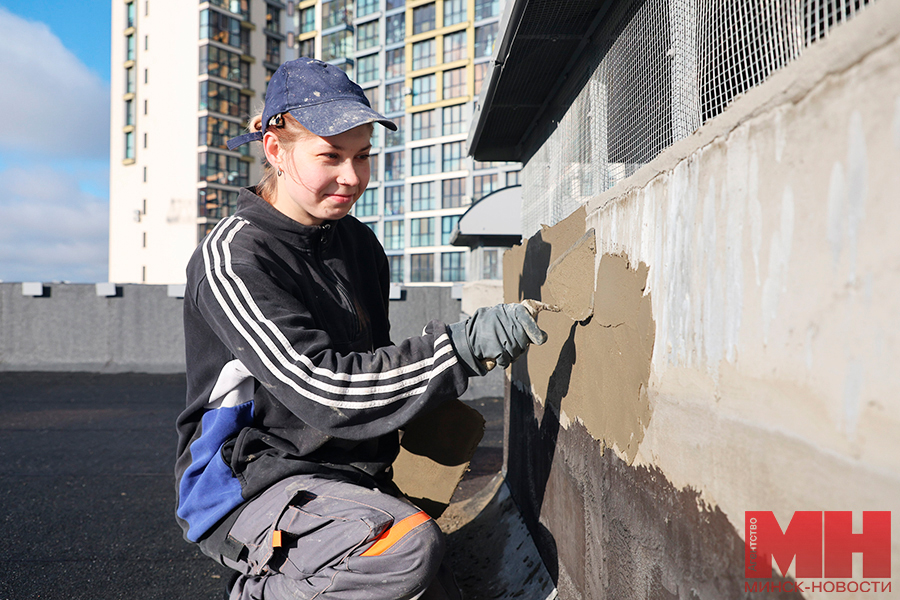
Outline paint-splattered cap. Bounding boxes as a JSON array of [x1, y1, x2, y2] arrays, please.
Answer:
[[227, 57, 396, 149]]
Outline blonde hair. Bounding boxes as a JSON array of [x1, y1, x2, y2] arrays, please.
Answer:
[[250, 112, 316, 204]]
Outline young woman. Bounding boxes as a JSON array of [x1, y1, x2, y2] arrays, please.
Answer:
[[175, 58, 546, 600]]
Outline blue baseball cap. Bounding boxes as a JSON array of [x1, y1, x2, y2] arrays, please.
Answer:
[[227, 58, 396, 150]]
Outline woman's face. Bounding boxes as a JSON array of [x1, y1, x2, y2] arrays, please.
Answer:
[[271, 124, 372, 226]]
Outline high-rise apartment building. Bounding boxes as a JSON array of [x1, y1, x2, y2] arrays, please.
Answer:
[[109, 0, 517, 284]]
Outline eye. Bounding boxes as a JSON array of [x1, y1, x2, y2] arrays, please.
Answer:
[[356, 153, 371, 161]]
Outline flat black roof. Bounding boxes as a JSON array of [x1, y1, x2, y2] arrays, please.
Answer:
[[467, 0, 617, 162]]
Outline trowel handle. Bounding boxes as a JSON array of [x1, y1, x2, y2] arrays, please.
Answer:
[[482, 300, 559, 371]]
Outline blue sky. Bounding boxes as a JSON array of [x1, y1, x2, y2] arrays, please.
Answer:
[[0, 1, 111, 282]]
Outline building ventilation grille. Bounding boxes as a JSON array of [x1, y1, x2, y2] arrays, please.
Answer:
[[520, 0, 874, 238]]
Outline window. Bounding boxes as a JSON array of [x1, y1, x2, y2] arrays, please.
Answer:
[[355, 188, 378, 217], [411, 146, 434, 176], [201, 45, 249, 86], [357, 21, 379, 51], [385, 48, 405, 78], [412, 109, 435, 140], [473, 159, 500, 170], [200, 81, 250, 118], [441, 252, 465, 282], [126, 2, 135, 28], [384, 151, 404, 180], [385, 82, 404, 113], [411, 74, 435, 105], [475, 0, 499, 19], [442, 177, 467, 208], [474, 23, 498, 57], [144, 68, 149, 84], [412, 3, 435, 34], [386, 0, 404, 9], [126, 67, 135, 93], [322, 30, 353, 61], [441, 215, 460, 244], [357, 54, 379, 83], [442, 67, 465, 99], [410, 254, 434, 282], [199, 115, 246, 152], [124, 131, 135, 160], [474, 61, 489, 95], [442, 141, 463, 172], [364, 86, 380, 112], [443, 31, 466, 63], [385, 115, 404, 147], [266, 4, 281, 32], [299, 6, 316, 33], [385, 13, 405, 44], [384, 220, 404, 250], [411, 181, 434, 211], [200, 9, 245, 52], [473, 173, 497, 201], [384, 185, 404, 215], [322, 0, 353, 29], [199, 187, 240, 219], [357, 0, 378, 18], [388, 255, 404, 282], [412, 39, 435, 70], [506, 170, 520, 186], [266, 36, 281, 64], [126, 34, 135, 61], [198, 151, 250, 187], [411, 218, 434, 247], [483, 248, 500, 279], [299, 37, 315, 58], [368, 153, 379, 182], [442, 104, 464, 135], [444, 0, 466, 26], [209, 0, 250, 17], [125, 99, 135, 126]]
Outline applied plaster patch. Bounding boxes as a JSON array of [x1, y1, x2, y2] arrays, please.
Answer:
[[508, 211, 655, 464]]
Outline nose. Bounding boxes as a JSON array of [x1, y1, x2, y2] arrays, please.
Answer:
[[337, 159, 361, 187]]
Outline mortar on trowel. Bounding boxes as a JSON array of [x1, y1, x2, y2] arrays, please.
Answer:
[[483, 228, 597, 370]]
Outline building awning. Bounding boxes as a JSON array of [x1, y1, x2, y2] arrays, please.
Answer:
[[466, 0, 616, 162], [450, 185, 522, 248]]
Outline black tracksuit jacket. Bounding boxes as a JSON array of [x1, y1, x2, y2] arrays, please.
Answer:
[[174, 188, 469, 549]]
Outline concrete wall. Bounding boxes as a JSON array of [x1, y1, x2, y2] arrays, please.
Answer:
[[503, 2, 900, 598], [0, 282, 502, 397]]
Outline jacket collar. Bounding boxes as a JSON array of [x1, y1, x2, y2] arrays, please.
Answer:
[[234, 187, 340, 250]]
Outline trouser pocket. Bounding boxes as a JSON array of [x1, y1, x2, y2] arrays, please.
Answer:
[[225, 476, 395, 578]]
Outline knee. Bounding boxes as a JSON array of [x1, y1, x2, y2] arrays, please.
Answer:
[[358, 516, 446, 599]]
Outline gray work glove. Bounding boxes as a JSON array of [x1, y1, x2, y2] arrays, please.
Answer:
[[449, 303, 548, 376]]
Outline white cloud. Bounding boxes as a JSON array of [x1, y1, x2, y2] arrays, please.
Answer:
[[0, 6, 110, 160], [0, 165, 108, 283]]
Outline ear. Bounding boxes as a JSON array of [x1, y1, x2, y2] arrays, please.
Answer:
[[262, 131, 282, 169]]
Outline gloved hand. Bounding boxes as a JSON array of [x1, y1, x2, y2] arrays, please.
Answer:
[[449, 303, 548, 376]]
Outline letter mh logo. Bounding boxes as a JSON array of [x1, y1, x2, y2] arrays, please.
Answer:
[[745, 511, 891, 579]]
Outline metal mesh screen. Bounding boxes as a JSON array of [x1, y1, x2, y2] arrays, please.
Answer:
[[520, 0, 875, 237]]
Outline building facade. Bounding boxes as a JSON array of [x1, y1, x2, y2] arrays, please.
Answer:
[[109, 0, 517, 285]]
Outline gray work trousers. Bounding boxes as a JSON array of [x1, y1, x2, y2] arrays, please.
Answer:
[[220, 474, 461, 600]]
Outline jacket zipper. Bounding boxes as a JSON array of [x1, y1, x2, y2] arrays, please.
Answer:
[[317, 223, 360, 339]]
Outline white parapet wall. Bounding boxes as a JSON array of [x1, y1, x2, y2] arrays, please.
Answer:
[[503, 1, 900, 597]]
